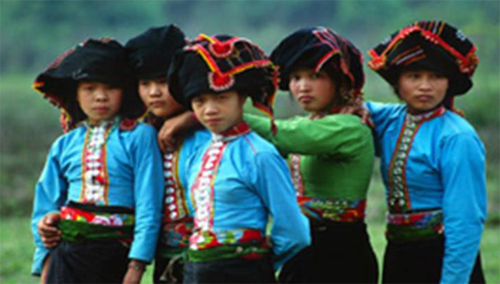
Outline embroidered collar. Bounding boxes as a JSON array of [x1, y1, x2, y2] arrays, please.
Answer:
[[83, 116, 121, 130], [310, 112, 329, 120], [309, 105, 343, 120], [212, 121, 251, 142], [406, 106, 446, 123]]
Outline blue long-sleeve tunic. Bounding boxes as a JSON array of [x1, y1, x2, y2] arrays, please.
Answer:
[[31, 119, 164, 275], [184, 122, 311, 271], [366, 101, 487, 284]]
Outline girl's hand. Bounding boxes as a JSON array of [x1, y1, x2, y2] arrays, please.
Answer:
[[122, 260, 146, 284], [37, 213, 62, 248], [158, 111, 199, 152], [339, 98, 374, 129]]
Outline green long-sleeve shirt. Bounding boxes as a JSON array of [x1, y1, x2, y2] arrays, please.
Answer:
[[245, 113, 374, 202]]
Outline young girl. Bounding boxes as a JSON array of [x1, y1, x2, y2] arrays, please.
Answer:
[[31, 38, 164, 284], [167, 34, 311, 283], [366, 20, 486, 283], [240, 27, 378, 283], [125, 25, 210, 284]]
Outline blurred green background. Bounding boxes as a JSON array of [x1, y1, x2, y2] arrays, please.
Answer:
[[1, 1, 498, 283]]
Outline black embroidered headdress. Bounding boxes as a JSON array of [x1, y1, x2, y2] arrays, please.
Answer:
[[270, 27, 365, 99], [168, 34, 278, 119], [368, 20, 478, 102], [125, 24, 187, 80], [34, 38, 143, 132]]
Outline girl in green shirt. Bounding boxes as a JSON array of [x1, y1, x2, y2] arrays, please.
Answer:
[[244, 27, 378, 283]]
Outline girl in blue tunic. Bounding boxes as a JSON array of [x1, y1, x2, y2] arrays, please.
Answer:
[[31, 38, 164, 284], [167, 34, 311, 284], [125, 25, 210, 284], [366, 21, 486, 283]]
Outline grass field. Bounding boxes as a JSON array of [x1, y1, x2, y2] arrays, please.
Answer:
[[0, 216, 498, 284]]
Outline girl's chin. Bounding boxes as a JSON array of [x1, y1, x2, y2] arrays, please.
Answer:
[[150, 109, 172, 117]]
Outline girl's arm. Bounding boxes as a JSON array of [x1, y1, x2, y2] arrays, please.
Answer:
[[127, 125, 164, 267], [244, 113, 371, 157], [249, 151, 311, 271], [31, 140, 68, 276], [439, 133, 487, 284]]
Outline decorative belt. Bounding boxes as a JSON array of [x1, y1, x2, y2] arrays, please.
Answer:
[[188, 229, 268, 262], [298, 197, 366, 222], [386, 209, 443, 242], [59, 204, 134, 243], [157, 219, 193, 258]]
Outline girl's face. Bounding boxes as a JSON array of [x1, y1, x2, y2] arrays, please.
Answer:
[[398, 70, 449, 114], [289, 68, 337, 115], [191, 90, 246, 134], [77, 81, 122, 125], [138, 77, 184, 118]]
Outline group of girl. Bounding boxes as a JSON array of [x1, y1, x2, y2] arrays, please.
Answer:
[[31, 20, 486, 284]]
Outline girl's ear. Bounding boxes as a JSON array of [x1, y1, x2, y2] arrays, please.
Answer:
[[238, 93, 248, 107], [392, 85, 401, 99]]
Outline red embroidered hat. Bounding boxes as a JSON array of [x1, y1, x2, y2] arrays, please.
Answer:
[[270, 27, 365, 97], [368, 20, 478, 96], [167, 34, 278, 119]]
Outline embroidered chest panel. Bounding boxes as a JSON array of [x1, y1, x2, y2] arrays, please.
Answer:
[[79, 120, 117, 205], [162, 149, 189, 222], [289, 154, 305, 197], [387, 108, 444, 213], [190, 141, 227, 249]]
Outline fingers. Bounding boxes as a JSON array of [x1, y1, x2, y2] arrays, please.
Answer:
[[41, 235, 61, 248], [158, 129, 176, 152], [37, 214, 62, 248], [158, 120, 173, 152], [158, 134, 166, 153], [37, 215, 59, 234], [367, 117, 375, 129]]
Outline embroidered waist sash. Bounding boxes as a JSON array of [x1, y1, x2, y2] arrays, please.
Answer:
[[386, 209, 443, 242], [188, 229, 268, 262], [157, 218, 194, 258], [59, 202, 134, 243], [298, 197, 366, 222]]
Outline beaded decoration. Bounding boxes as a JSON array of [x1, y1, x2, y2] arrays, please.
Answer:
[[387, 107, 445, 212], [79, 117, 119, 205]]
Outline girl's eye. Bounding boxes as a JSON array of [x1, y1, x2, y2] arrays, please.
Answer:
[[157, 78, 168, 84], [407, 73, 420, 79], [192, 97, 203, 104], [311, 73, 320, 79], [290, 74, 300, 81], [432, 73, 446, 79]]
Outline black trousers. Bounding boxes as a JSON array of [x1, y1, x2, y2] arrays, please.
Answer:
[[47, 240, 129, 284], [383, 235, 485, 283], [279, 220, 379, 283], [183, 255, 276, 284]]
